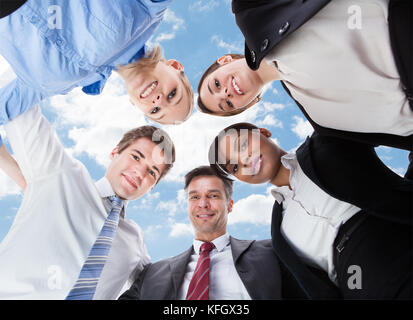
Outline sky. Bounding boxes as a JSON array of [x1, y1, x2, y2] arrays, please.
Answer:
[[0, 0, 410, 262]]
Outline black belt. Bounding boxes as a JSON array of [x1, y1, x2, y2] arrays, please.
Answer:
[[335, 211, 369, 254]]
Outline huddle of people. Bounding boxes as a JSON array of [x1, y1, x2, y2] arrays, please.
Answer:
[[0, 0, 411, 300]]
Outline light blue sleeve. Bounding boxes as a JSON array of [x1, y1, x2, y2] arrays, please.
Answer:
[[0, 78, 44, 146]]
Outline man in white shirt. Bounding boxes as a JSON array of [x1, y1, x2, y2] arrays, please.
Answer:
[[119, 165, 288, 300], [0, 104, 175, 300]]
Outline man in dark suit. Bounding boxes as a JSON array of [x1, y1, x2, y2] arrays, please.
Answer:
[[119, 165, 308, 300]]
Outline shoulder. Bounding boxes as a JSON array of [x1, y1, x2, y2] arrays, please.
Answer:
[[251, 238, 272, 249], [148, 247, 192, 270]]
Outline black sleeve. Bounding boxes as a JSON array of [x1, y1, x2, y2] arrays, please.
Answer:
[[118, 264, 151, 300], [308, 134, 413, 226]]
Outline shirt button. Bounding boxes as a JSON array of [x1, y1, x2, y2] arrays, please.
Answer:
[[56, 38, 64, 47], [250, 49, 256, 63], [78, 61, 85, 67], [260, 38, 269, 52], [278, 21, 290, 36]]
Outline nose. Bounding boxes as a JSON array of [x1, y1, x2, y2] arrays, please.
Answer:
[[131, 161, 145, 182], [218, 86, 231, 99], [152, 93, 162, 105], [198, 196, 210, 208]]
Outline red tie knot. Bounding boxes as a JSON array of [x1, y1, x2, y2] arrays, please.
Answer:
[[200, 242, 215, 254]]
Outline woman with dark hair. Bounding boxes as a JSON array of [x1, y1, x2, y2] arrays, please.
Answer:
[[198, 0, 413, 164], [208, 122, 413, 299]]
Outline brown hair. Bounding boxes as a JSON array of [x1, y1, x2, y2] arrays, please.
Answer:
[[208, 122, 260, 176], [184, 165, 233, 201], [117, 125, 176, 182], [197, 54, 262, 116], [117, 46, 194, 124]]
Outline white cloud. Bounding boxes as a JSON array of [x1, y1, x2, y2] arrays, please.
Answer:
[[156, 199, 179, 217], [134, 191, 160, 209], [155, 189, 186, 217], [49, 73, 148, 168], [291, 116, 314, 140], [211, 35, 243, 53], [260, 101, 285, 113], [257, 114, 283, 128], [189, 0, 220, 13], [169, 222, 193, 238], [153, 9, 185, 44], [229, 190, 274, 226]]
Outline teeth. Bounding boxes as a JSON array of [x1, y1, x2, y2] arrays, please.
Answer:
[[232, 78, 243, 95], [141, 81, 157, 98]]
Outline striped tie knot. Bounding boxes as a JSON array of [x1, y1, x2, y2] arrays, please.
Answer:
[[200, 242, 215, 254], [109, 195, 123, 211]]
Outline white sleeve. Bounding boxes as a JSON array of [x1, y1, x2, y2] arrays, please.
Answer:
[[4, 105, 74, 182]]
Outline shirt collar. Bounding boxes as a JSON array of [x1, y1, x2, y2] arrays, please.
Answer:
[[193, 233, 230, 254], [270, 152, 297, 204], [95, 176, 129, 207]]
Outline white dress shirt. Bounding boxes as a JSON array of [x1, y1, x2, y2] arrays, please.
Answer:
[[0, 105, 150, 299], [271, 153, 361, 285], [265, 0, 413, 136], [177, 233, 251, 300]]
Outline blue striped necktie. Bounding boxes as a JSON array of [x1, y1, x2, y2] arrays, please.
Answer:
[[66, 196, 123, 300]]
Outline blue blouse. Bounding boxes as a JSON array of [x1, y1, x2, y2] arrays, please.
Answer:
[[0, 0, 171, 145]]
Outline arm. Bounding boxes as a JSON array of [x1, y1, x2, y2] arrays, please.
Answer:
[[0, 144, 26, 190], [0, 78, 44, 147], [4, 105, 72, 183], [117, 263, 151, 300], [306, 133, 413, 225]]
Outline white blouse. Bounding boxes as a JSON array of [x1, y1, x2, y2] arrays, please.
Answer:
[[265, 0, 413, 136], [271, 153, 361, 284]]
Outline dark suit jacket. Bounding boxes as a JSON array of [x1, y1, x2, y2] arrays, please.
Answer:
[[270, 133, 413, 299], [119, 237, 297, 300], [232, 0, 413, 151]]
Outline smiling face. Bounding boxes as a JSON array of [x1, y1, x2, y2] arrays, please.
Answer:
[[198, 56, 264, 114], [127, 60, 192, 124], [217, 128, 283, 184], [187, 175, 233, 241], [105, 137, 167, 200]]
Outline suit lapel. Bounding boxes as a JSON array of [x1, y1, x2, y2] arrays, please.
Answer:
[[230, 236, 254, 264], [169, 246, 194, 300]]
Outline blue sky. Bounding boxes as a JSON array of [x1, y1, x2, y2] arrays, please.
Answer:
[[0, 0, 410, 262]]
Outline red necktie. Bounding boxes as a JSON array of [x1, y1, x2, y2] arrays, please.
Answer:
[[186, 242, 215, 300]]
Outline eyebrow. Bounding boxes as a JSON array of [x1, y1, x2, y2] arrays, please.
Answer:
[[207, 83, 213, 95], [132, 149, 161, 176], [188, 189, 223, 195]]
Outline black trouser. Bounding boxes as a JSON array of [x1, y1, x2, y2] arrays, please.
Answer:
[[0, 0, 27, 19], [333, 212, 413, 299]]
